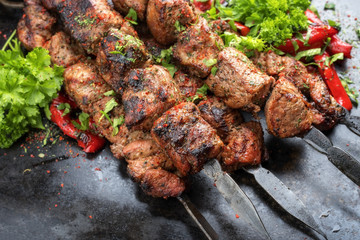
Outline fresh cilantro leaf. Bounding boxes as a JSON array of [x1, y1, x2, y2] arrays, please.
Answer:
[[203, 58, 217, 67], [162, 62, 177, 78], [104, 90, 116, 96], [174, 21, 186, 32], [57, 103, 71, 117], [187, 84, 210, 102], [125, 8, 138, 25], [324, 2, 335, 10], [112, 115, 125, 135], [341, 77, 359, 105], [211, 66, 218, 76], [99, 98, 118, 122], [327, 20, 341, 31], [324, 53, 344, 67], [356, 29, 360, 38], [72, 112, 90, 131]]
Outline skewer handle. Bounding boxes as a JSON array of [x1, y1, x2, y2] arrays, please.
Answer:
[[177, 194, 219, 240]]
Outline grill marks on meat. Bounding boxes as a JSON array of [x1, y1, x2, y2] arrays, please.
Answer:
[[42, 0, 124, 54], [198, 96, 243, 140], [122, 65, 181, 130], [112, 0, 148, 21], [17, 0, 56, 50], [64, 62, 185, 198], [146, 0, 197, 45], [221, 122, 264, 172], [265, 77, 314, 138], [173, 17, 224, 78], [206, 47, 275, 112], [173, 71, 203, 99], [44, 31, 83, 67], [254, 51, 343, 130], [96, 28, 149, 93], [152, 102, 224, 176]]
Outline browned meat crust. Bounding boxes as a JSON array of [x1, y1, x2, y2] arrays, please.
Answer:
[[173, 71, 203, 99], [198, 96, 243, 140], [44, 31, 83, 67], [112, 0, 149, 21], [122, 65, 181, 130], [221, 122, 264, 172], [96, 28, 149, 93], [152, 102, 224, 176], [17, 0, 56, 50], [173, 17, 224, 78], [265, 77, 314, 138], [146, 0, 197, 45], [206, 47, 274, 112]]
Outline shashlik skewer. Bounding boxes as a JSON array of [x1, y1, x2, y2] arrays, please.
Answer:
[[14, 0, 358, 238]]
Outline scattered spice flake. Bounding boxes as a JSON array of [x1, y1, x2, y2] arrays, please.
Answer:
[[23, 169, 32, 173], [30, 154, 35, 158], [235, 214, 239, 218], [61, 183, 64, 188], [95, 167, 101, 171], [89, 215, 93, 219], [46, 170, 51, 174], [55, 204, 58, 207], [39, 153, 45, 158], [346, 144, 349, 146], [64, 171, 67, 174]]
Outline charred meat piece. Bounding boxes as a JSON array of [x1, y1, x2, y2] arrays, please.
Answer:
[[209, 19, 235, 35], [152, 102, 224, 176], [265, 77, 314, 138], [122, 65, 181, 130], [173, 71, 203, 99], [96, 28, 149, 93], [206, 47, 274, 112], [122, 139, 161, 160], [17, 0, 56, 50], [198, 96, 243, 140], [44, 31, 83, 67], [221, 122, 264, 172], [112, 0, 148, 21], [254, 51, 343, 130], [141, 168, 186, 198], [173, 17, 224, 78], [42, 0, 124, 54], [146, 0, 197, 45]]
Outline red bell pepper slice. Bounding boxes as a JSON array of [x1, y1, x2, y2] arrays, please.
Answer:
[[277, 25, 337, 55], [305, 9, 352, 58], [314, 52, 352, 111], [234, 22, 250, 36], [50, 92, 106, 153]]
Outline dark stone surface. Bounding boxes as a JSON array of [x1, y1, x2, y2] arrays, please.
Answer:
[[0, 1, 360, 239]]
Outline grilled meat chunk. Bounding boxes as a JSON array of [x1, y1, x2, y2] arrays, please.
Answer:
[[221, 122, 264, 172], [152, 102, 224, 176], [146, 0, 197, 45], [96, 28, 149, 93], [254, 51, 343, 129], [206, 47, 274, 112], [123, 139, 161, 160], [44, 31, 83, 67], [198, 96, 243, 140], [122, 65, 181, 130], [141, 169, 185, 198], [17, 0, 56, 50], [173, 17, 224, 78], [265, 77, 313, 138], [42, 0, 124, 54], [173, 71, 203, 99], [112, 0, 148, 21]]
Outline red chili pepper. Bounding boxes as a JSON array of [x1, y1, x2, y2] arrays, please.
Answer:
[[305, 9, 352, 58], [277, 25, 336, 55], [193, 0, 213, 12], [314, 52, 352, 111], [328, 35, 353, 59], [50, 92, 106, 153], [234, 22, 250, 36]]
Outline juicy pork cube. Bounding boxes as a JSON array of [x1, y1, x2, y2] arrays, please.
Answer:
[[152, 102, 224, 176], [173, 17, 224, 78], [265, 77, 314, 138], [96, 28, 149, 93], [206, 47, 274, 112], [112, 0, 148, 21], [122, 65, 181, 130], [146, 0, 197, 45]]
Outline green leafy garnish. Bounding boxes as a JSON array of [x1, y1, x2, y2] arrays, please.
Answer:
[[324, 2, 335, 10], [99, 98, 118, 122], [327, 20, 341, 31], [356, 29, 360, 39], [209, 0, 310, 47], [57, 103, 71, 117], [341, 77, 359, 105], [125, 8, 138, 25], [221, 31, 265, 57], [295, 48, 321, 60], [211, 66, 218, 76], [0, 31, 64, 148], [186, 84, 210, 102], [152, 47, 177, 77], [104, 90, 116, 96], [112, 115, 125, 135], [203, 58, 217, 67], [174, 21, 186, 32], [72, 112, 90, 131], [324, 53, 344, 67]]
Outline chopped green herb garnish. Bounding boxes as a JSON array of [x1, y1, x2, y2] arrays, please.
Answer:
[[324, 53, 344, 67], [57, 103, 71, 117], [211, 66, 218, 76], [125, 8, 138, 25], [72, 112, 90, 131], [295, 48, 321, 61], [341, 77, 359, 105], [327, 20, 341, 31], [174, 20, 186, 32], [112, 115, 125, 135], [203, 58, 217, 67], [104, 90, 116, 96], [186, 84, 210, 103], [324, 2, 335, 10], [99, 98, 118, 122]]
